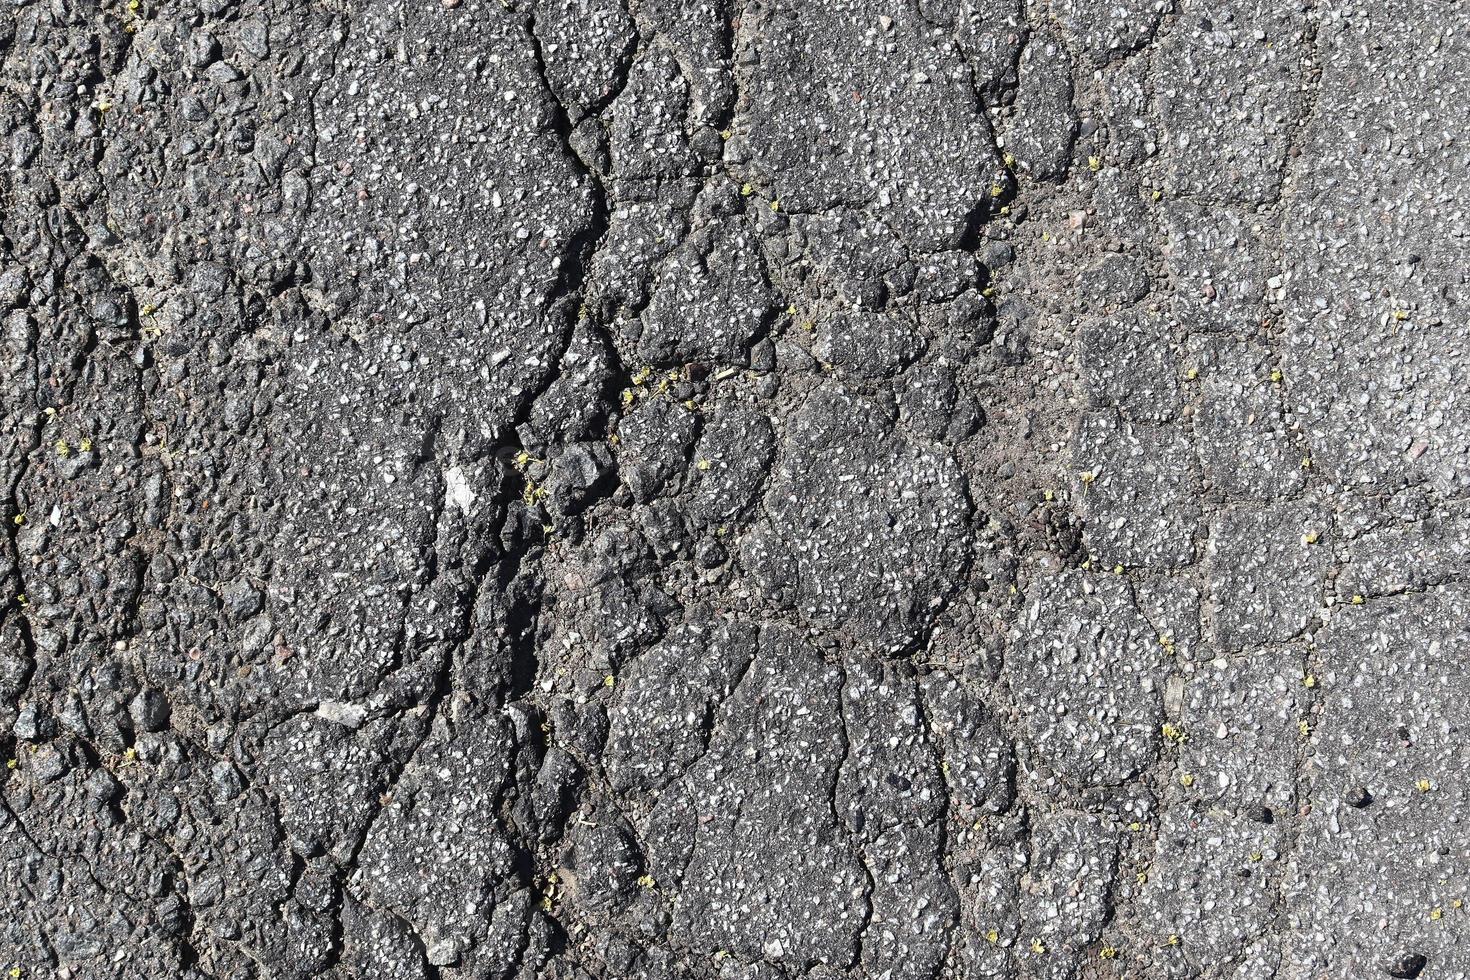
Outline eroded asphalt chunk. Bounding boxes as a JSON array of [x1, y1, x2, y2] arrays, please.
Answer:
[[2, 0, 1469, 978]]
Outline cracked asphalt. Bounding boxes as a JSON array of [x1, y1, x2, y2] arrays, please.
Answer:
[[2, 0, 1469, 978]]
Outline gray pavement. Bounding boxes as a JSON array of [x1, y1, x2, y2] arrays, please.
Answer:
[[2, 0, 1469, 977]]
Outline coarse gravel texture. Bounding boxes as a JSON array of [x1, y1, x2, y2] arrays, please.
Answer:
[[2, 0, 1469, 978]]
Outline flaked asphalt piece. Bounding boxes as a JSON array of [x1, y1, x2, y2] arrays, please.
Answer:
[[3, 0, 1470, 977]]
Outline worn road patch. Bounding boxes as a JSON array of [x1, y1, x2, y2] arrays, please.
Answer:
[[2, 1, 1468, 978]]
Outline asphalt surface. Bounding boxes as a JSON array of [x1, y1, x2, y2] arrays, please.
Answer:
[[2, 1, 1469, 978]]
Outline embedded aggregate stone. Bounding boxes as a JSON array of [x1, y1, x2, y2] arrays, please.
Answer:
[[1006, 573, 1166, 789], [604, 618, 756, 794], [1286, 590, 1470, 977], [1154, 0, 1307, 203], [1162, 201, 1268, 333], [741, 386, 973, 653], [1051, 0, 1170, 66], [1139, 808, 1285, 969], [1178, 648, 1306, 812], [639, 210, 776, 367], [1018, 811, 1119, 971], [1188, 336, 1306, 500], [4, 0, 1470, 977], [1337, 512, 1470, 599], [1073, 410, 1198, 568], [740, 0, 1006, 251], [650, 626, 868, 968], [1206, 501, 1329, 650], [1078, 311, 1181, 421], [1003, 28, 1078, 182], [1282, 0, 1470, 497]]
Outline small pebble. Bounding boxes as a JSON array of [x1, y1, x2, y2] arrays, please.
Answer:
[[1386, 952, 1427, 979]]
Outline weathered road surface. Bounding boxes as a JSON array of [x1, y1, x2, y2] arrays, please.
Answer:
[[3, 1, 1469, 978]]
